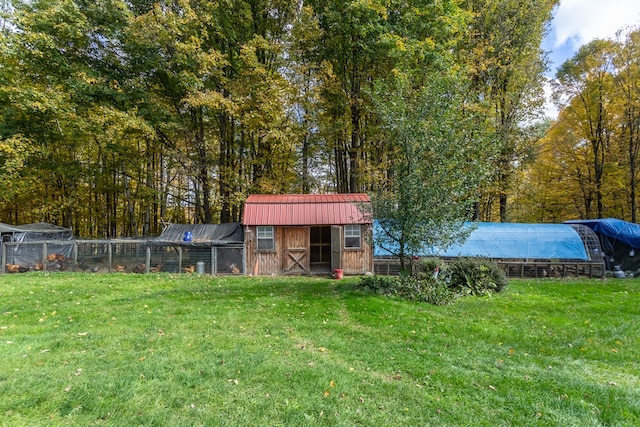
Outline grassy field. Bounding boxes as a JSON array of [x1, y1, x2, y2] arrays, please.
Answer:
[[0, 273, 638, 426]]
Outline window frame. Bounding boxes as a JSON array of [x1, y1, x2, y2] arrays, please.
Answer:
[[256, 225, 275, 251], [344, 224, 362, 249]]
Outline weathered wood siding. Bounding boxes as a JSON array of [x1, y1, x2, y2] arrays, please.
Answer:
[[245, 225, 373, 276], [341, 226, 373, 275], [245, 225, 280, 275]]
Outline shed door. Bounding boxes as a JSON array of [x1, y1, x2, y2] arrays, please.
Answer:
[[283, 227, 308, 274], [331, 225, 342, 271]]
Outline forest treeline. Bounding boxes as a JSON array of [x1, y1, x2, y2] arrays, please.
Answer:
[[1, 0, 629, 238], [515, 30, 640, 224]]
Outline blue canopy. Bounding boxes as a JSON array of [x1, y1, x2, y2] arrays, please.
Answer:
[[374, 222, 589, 260], [564, 218, 640, 249]]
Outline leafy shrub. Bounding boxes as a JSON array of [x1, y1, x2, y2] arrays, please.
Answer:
[[357, 274, 403, 295], [356, 257, 506, 305], [398, 274, 455, 305], [357, 273, 454, 305], [417, 257, 450, 281], [447, 258, 508, 296]]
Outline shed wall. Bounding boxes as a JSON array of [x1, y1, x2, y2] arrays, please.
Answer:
[[245, 225, 372, 276]]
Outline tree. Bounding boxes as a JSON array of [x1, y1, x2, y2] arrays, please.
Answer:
[[554, 40, 617, 219], [460, 0, 557, 222], [369, 73, 489, 271], [613, 29, 640, 222]]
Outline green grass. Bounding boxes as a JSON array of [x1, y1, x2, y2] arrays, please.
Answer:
[[0, 273, 639, 426]]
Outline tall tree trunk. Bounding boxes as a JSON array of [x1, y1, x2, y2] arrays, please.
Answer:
[[219, 111, 232, 223], [349, 102, 360, 193], [121, 161, 139, 238]]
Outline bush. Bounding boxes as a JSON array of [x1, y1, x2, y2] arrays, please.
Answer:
[[357, 257, 507, 305], [448, 258, 508, 296], [357, 272, 454, 305]]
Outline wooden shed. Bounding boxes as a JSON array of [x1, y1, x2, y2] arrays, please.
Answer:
[[243, 194, 373, 276]]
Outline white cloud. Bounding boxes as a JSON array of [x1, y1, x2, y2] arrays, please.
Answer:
[[550, 0, 640, 49]]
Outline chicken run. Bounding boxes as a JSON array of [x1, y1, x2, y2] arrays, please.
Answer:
[[1, 222, 245, 275]]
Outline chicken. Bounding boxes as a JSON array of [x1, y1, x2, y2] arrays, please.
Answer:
[[5, 263, 21, 273], [132, 263, 147, 274], [150, 264, 163, 273], [115, 264, 127, 272], [46, 253, 57, 262], [229, 263, 240, 274], [33, 262, 44, 271], [182, 265, 195, 274]]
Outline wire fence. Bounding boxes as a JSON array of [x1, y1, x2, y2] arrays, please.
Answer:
[[1, 240, 244, 275], [373, 257, 605, 279]]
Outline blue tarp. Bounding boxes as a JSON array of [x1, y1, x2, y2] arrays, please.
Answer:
[[564, 218, 640, 271], [374, 222, 589, 260], [564, 218, 640, 249]]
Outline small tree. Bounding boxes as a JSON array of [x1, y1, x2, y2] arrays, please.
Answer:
[[367, 73, 490, 271]]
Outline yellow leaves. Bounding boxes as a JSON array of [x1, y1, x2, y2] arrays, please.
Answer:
[[183, 90, 229, 110], [323, 380, 336, 398]]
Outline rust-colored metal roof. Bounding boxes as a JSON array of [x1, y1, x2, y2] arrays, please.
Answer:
[[243, 194, 371, 226]]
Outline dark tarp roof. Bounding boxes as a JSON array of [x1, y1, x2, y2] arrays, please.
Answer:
[[0, 222, 73, 240], [564, 218, 640, 270], [153, 222, 244, 246], [564, 218, 640, 249], [374, 222, 589, 260], [0, 222, 72, 233]]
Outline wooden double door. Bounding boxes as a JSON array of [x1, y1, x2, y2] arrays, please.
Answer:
[[283, 226, 342, 275]]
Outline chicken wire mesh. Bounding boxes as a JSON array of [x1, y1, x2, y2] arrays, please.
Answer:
[[2, 240, 245, 275]]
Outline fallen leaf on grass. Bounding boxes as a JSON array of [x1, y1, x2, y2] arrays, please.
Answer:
[[227, 379, 239, 385], [64, 385, 72, 393]]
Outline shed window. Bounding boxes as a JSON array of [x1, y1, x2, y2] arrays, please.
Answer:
[[257, 226, 275, 251], [344, 225, 361, 249]]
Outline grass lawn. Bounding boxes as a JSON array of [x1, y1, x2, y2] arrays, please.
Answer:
[[0, 273, 639, 426]]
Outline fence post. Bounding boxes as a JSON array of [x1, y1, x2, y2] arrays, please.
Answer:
[[178, 247, 182, 272], [42, 242, 48, 272], [242, 245, 247, 276], [211, 246, 218, 275], [146, 246, 151, 273], [108, 242, 113, 272], [1, 242, 5, 274]]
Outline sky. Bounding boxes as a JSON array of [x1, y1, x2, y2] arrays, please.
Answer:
[[542, 0, 640, 117]]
